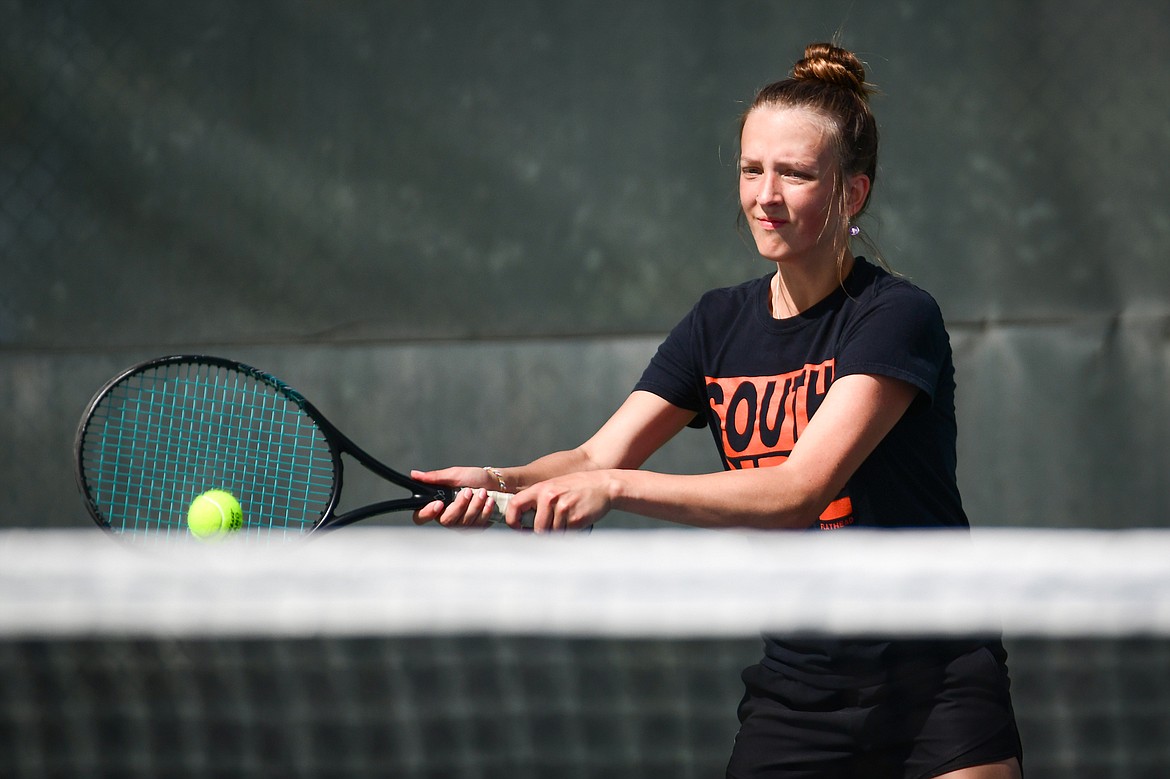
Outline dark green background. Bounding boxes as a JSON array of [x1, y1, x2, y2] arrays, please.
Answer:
[[6, 1, 1167, 530], [3, 2, 1170, 776]]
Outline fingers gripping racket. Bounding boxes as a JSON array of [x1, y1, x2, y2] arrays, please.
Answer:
[[75, 355, 520, 542]]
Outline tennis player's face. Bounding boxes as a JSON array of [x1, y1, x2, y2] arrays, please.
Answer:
[[738, 106, 845, 266]]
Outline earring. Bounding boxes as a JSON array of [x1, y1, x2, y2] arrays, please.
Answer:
[[849, 225, 860, 237]]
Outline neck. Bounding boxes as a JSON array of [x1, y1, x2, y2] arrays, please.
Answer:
[[769, 253, 855, 319]]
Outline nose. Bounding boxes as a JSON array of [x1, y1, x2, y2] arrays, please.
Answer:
[[756, 172, 781, 206]]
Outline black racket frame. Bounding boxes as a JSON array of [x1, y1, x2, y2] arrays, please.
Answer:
[[74, 354, 460, 535]]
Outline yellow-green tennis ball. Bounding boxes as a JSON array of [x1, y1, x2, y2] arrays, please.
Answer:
[[187, 490, 244, 539]]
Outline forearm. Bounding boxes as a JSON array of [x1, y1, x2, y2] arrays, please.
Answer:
[[495, 391, 692, 493], [607, 466, 828, 530], [496, 447, 603, 492]]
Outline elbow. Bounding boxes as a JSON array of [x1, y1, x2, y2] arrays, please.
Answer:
[[747, 480, 839, 531], [755, 502, 821, 530]]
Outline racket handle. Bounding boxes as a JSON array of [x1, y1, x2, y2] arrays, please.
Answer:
[[486, 490, 536, 529]]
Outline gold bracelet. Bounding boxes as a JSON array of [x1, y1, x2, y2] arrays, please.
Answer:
[[482, 466, 508, 493]]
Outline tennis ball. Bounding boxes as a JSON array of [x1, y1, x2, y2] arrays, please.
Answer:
[[187, 489, 244, 540]]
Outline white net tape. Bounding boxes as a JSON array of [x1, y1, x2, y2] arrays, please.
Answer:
[[3, 527, 1168, 638]]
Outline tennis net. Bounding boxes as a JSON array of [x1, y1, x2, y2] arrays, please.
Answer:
[[2, 527, 1169, 777]]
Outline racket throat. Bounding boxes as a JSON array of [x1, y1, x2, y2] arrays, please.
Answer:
[[323, 483, 457, 530]]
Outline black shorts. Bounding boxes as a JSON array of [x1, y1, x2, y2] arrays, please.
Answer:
[[725, 643, 1022, 779]]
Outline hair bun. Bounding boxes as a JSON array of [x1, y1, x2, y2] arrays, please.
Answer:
[[792, 42, 872, 99]]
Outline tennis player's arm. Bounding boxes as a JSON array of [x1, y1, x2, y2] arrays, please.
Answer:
[[601, 373, 918, 529], [501, 390, 698, 489], [411, 390, 695, 525]]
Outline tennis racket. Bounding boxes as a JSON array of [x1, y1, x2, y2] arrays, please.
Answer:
[[75, 354, 524, 542]]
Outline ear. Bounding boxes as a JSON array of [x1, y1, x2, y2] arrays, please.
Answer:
[[845, 173, 872, 218]]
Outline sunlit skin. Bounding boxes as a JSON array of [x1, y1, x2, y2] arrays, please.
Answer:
[[738, 105, 869, 318]]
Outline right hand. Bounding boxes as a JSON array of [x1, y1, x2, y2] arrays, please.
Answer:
[[411, 467, 501, 529]]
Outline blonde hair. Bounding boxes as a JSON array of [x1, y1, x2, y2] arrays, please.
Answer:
[[738, 43, 882, 276]]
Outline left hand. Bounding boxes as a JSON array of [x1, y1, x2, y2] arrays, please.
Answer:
[[505, 471, 614, 533]]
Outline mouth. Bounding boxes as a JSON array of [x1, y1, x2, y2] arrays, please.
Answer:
[[756, 216, 788, 231]]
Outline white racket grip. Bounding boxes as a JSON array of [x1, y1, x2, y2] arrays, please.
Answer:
[[486, 490, 535, 529]]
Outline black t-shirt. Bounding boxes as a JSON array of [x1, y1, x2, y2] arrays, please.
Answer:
[[635, 258, 981, 684], [635, 257, 966, 532]]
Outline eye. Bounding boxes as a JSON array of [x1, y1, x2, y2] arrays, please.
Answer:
[[739, 164, 762, 177]]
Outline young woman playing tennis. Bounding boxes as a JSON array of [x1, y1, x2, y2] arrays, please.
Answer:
[[414, 42, 1023, 779]]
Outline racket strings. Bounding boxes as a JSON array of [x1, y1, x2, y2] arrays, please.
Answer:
[[80, 360, 336, 541]]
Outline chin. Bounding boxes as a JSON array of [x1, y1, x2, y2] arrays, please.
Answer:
[[752, 243, 793, 263]]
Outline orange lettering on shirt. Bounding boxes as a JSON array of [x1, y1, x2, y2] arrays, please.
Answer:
[[705, 359, 853, 529]]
